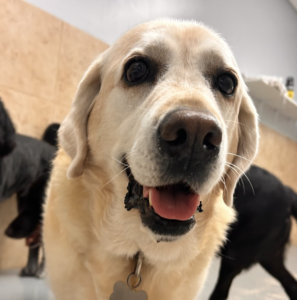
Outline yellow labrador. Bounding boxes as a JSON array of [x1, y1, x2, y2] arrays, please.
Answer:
[[43, 19, 258, 300]]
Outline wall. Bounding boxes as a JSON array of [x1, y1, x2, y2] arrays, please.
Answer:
[[255, 124, 297, 190], [255, 124, 297, 244], [0, 0, 108, 269], [25, 0, 297, 84]]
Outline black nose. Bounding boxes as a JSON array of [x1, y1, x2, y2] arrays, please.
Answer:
[[158, 110, 222, 161]]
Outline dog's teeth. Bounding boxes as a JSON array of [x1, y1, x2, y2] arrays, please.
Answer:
[[149, 190, 152, 206]]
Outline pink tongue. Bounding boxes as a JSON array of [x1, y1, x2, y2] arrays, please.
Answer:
[[143, 186, 200, 221]]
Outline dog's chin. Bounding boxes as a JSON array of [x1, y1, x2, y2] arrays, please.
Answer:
[[124, 163, 202, 240]]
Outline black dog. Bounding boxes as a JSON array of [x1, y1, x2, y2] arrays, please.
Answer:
[[210, 165, 297, 300], [0, 99, 59, 276]]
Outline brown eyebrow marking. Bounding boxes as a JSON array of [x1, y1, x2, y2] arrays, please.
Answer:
[[200, 50, 238, 79], [121, 42, 171, 88], [123, 39, 172, 65], [222, 68, 239, 81], [122, 51, 146, 67]]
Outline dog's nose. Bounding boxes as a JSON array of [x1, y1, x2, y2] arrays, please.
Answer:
[[158, 110, 222, 159]]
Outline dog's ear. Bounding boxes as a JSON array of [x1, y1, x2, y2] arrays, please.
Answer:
[[59, 55, 104, 179], [223, 92, 259, 206]]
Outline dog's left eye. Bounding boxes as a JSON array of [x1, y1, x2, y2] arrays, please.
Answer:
[[125, 61, 148, 83], [217, 73, 237, 96]]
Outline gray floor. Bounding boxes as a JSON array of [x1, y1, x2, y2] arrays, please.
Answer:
[[0, 269, 54, 300], [0, 246, 296, 300]]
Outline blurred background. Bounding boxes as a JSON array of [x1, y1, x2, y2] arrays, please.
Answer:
[[0, 0, 296, 299]]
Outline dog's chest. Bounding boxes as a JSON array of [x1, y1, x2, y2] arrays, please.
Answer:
[[86, 255, 203, 300], [110, 281, 148, 300]]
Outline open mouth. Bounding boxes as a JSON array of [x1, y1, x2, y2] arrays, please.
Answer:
[[124, 160, 203, 237], [143, 184, 200, 221]]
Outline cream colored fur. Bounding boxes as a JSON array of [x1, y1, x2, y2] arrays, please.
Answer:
[[43, 19, 258, 300]]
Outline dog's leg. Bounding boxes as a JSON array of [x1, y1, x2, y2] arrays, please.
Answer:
[[35, 243, 46, 278], [20, 245, 40, 277], [209, 257, 243, 300], [20, 224, 42, 277], [260, 254, 297, 300]]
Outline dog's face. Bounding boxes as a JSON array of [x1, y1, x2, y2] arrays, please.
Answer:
[[0, 99, 16, 157], [59, 20, 258, 240]]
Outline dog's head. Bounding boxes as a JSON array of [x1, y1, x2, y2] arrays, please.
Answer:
[[0, 99, 16, 157], [59, 20, 258, 240]]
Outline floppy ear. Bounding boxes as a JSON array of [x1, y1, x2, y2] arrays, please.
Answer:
[[59, 55, 104, 179], [223, 92, 259, 206]]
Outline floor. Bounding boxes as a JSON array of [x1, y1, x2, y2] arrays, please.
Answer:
[[0, 269, 54, 300], [0, 246, 296, 300]]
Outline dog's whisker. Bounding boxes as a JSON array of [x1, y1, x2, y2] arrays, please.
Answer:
[[99, 167, 130, 190], [222, 169, 232, 181], [225, 162, 246, 194], [109, 155, 129, 167], [221, 169, 233, 195], [225, 120, 247, 127], [227, 152, 259, 167], [225, 162, 240, 176], [226, 162, 254, 195], [227, 152, 252, 162], [220, 176, 228, 195], [123, 150, 138, 161]]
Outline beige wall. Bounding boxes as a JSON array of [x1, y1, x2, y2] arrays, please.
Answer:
[[0, 0, 108, 138], [0, 0, 108, 269], [255, 124, 297, 192], [0, 0, 296, 270], [255, 124, 297, 245]]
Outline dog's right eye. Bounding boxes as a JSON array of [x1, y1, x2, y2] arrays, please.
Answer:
[[216, 72, 237, 96], [125, 60, 149, 83]]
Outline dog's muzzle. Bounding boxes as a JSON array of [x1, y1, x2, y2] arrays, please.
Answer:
[[123, 109, 220, 238], [156, 109, 222, 187]]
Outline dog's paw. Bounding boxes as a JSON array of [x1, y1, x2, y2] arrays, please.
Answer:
[[20, 264, 38, 277]]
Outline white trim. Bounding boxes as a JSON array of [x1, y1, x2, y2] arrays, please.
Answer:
[[246, 80, 297, 141]]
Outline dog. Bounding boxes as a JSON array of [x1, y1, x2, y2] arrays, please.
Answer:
[[43, 19, 259, 300], [209, 165, 297, 300], [0, 99, 59, 276]]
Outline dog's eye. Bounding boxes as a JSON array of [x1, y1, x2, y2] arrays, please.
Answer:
[[126, 61, 148, 83], [217, 73, 236, 96]]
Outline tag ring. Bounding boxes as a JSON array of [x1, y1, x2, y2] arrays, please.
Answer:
[[127, 252, 143, 289], [127, 272, 142, 289]]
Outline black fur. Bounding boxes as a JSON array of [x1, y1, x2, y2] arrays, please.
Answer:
[[0, 98, 59, 276], [210, 165, 297, 300], [42, 123, 60, 149], [0, 101, 16, 157]]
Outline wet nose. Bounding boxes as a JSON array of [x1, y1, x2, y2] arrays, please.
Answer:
[[158, 110, 222, 159]]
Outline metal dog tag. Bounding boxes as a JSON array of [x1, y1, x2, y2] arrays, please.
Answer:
[[109, 281, 148, 300]]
